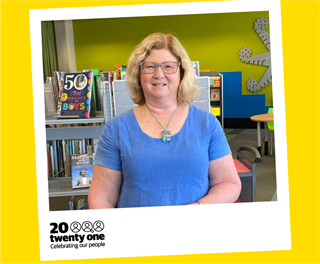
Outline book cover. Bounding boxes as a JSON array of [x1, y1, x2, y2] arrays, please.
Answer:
[[57, 72, 65, 116], [211, 107, 220, 116], [99, 71, 109, 82], [71, 153, 94, 189], [211, 89, 220, 100], [115, 65, 126, 80], [213, 76, 221, 87], [60, 71, 93, 118]]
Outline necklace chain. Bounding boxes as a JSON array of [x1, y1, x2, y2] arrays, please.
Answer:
[[145, 102, 178, 142]]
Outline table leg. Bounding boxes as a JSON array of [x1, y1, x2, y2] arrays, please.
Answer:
[[264, 122, 269, 155], [257, 122, 261, 156]]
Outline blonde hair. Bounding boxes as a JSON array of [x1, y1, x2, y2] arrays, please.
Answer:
[[126, 33, 200, 105]]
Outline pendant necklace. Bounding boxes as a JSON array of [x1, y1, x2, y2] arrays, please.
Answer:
[[145, 102, 178, 142]]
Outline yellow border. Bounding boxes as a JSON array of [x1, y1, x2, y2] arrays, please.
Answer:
[[1, 0, 319, 263]]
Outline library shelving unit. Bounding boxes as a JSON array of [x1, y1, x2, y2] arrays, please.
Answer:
[[112, 77, 211, 116], [200, 71, 224, 129], [46, 112, 105, 210]]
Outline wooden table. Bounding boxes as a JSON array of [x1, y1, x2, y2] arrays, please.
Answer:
[[250, 113, 274, 156]]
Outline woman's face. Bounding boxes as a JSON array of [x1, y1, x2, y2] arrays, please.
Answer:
[[140, 48, 180, 104]]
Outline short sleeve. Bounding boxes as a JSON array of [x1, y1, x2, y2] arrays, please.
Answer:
[[94, 120, 122, 171], [208, 116, 231, 161]]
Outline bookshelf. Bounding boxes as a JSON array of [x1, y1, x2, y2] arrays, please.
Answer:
[[112, 77, 211, 117], [200, 71, 224, 129], [46, 112, 105, 210], [46, 114, 104, 140]]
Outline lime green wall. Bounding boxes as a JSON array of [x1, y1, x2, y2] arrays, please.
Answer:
[[73, 11, 272, 106]]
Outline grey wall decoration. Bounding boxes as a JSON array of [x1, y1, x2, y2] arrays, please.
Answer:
[[239, 17, 272, 93]]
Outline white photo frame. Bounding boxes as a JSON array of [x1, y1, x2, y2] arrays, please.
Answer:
[[30, 0, 291, 261]]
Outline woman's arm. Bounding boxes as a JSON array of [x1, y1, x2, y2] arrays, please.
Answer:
[[190, 154, 241, 204], [88, 164, 123, 209]]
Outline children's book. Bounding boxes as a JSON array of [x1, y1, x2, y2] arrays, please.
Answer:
[[115, 65, 126, 80], [60, 71, 93, 118], [213, 76, 221, 87], [211, 107, 220, 116], [211, 89, 220, 100], [71, 153, 94, 189]]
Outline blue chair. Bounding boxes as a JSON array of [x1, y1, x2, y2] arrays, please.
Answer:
[[267, 107, 274, 155]]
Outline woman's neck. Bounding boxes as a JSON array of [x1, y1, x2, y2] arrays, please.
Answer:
[[144, 99, 178, 115]]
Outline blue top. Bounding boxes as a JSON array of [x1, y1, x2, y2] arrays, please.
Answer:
[[94, 105, 231, 208]]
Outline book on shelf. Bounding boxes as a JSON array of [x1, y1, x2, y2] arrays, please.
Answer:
[[115, 65, 126, 80], [44, 79, 57, 113], [46, 138, 96, 178], [53, 71, 60, 100], [56, 72, 65, 116], [90, 69, 100, 116], [211, 89, 220, 100], [94, 75, 102, 111], [59, 71, 93, 118], [209, 76, 221, 87], [211, 107, 220, 116], [69, 196, 89, 210], [71, 153, 94, 189], [98, 71, 109, 82], [191, 61, 200, 77]]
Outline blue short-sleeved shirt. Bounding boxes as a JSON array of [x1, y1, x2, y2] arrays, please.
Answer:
[[94, 105, 231, 208]]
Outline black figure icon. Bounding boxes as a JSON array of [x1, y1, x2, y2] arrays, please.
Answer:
[[70, 221, 81, 233], [82, 221, 94, 233], [93, 220, 104, 232]]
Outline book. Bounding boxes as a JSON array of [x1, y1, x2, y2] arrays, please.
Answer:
[[115, 65, 126, 80], [57, 72, 65, 116], [99, 71, 109, 82], [211, 107, 220, 116], [71, 153, 94, 189], [90, 69, 99, 116], [94, 75, 102, 111], [191, 61, 200, 77], [44, 81, 57, 113], [211, 89, 220, 100], [211, 76, 221, 87], [60, 71, 93, 118]]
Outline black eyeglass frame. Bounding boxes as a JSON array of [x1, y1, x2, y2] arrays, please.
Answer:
[[139, 61, 181, 74]]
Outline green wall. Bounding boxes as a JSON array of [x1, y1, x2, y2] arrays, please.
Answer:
[[73, 11, 272, 106]]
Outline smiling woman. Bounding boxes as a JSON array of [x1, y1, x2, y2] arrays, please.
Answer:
[[88, 32, 241, 209]]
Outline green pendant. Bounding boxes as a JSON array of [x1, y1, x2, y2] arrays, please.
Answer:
[[162, 130, 171, 142]]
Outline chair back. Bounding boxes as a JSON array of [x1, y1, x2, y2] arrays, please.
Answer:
[[267, 107, 274, 132]]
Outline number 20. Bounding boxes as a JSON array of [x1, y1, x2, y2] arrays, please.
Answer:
[[50, 222, 68, 233]]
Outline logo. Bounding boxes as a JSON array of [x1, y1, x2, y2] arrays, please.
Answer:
[[49, 220, 106, 250]]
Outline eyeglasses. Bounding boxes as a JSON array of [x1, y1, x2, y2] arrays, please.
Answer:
[[139, 61, 181, 74]]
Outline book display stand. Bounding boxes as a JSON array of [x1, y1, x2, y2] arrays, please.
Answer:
[[200, 71, 224, 129]]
